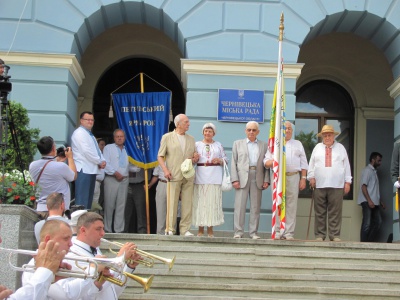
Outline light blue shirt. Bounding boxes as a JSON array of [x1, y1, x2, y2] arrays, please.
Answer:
[[103, 143, 129, 177], [247, 138, 259, 167]]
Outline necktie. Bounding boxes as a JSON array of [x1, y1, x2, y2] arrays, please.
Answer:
[[90, 246, 97, 255], [88, 130, 101, 158]]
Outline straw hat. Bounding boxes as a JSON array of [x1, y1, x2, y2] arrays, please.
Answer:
[[181, 158, 195, 179], [317, 125, 339, 137]]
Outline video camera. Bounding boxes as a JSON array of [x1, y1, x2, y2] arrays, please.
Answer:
[[56, 146, 69, 158], [0, 63, 12, 94]]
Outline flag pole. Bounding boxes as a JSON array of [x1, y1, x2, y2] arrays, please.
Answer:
[[140, 72, 151, 234], [270, 13, 285, 239]]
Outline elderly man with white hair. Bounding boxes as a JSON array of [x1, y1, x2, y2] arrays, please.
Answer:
[[157, 114, 199, 236], [264, 121, 308, 240], [307, 124, 352, 242], [231, 121, 270, 239]]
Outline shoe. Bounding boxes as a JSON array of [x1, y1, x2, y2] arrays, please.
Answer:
[[315, 237, 324, 241], [166, 231, 174, 236], [252, 235, 261, 240], [233, 234, 241, 238], [197, 232, 204, 237], [285, 236, 294, 240], [332, 237, 341, 242], [208, 234, 214, 238], [184, 231, 194, 236], [91, 202, 102, 211]]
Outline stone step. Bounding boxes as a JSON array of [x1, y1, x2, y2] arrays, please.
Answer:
[[102, 233, 400, 299]]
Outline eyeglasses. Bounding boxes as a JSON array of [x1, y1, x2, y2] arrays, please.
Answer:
[[81, 118, 95, 122], [246, 129, 257, 132]]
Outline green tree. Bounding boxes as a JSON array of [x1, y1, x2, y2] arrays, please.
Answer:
[[295, 130, 318, 161], [2, 101, 40, 172]]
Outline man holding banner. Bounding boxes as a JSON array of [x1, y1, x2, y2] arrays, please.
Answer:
[[264, 121, 308, 240], [158, 114, 199, 236]]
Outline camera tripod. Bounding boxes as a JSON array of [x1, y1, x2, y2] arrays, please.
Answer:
[[0, 67, 25, 203]]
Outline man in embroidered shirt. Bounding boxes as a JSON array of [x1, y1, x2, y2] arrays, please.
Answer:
[[29, 136, 77, 217], [231, 121, 270, 239], [264, 121, 308, 240], [103, 129, 129, 233], [70, 212, 141, 299], [358, 152, 384, 242], [307, 125, 352, 242], [71, 111, 106, 209]]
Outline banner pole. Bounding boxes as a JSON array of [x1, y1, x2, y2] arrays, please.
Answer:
[[140, 72, 150, 234], [145, 169, 150, 234]]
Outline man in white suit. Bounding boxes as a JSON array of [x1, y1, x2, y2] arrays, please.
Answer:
[[231, 121, 270, 239]]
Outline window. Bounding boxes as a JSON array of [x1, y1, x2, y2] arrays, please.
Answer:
[[295, 80, 354, 199]]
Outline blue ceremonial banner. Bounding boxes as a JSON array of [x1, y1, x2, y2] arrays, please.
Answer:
[[218, 89, 264, 123], [112, 92, 171, 169]]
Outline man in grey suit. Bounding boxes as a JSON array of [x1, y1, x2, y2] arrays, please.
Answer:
[[231, 121, 270, 239]]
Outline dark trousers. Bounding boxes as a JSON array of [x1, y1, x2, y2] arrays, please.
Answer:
[[360, 202, 382, 242], [75, 171, 96, 209], [125, 182, 147, 233]]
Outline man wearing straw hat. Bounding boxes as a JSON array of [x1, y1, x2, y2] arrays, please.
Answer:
[[307, 125, 352, 242]]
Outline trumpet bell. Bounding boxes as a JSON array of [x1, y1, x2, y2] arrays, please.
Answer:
[[125, 273, 154, 293]]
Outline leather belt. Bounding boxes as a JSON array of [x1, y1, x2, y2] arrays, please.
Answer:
[[159, 179, 167, 183], [130, 181, 145, 185], [197, 163, 220, 167], [286, 172, 298, 176], [249, 166, 256, 170]]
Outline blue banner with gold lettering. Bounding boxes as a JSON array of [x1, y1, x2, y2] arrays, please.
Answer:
[[112, 92, 171, 169]]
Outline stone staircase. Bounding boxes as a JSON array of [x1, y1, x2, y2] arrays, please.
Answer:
[[101, 233, 400, 300]]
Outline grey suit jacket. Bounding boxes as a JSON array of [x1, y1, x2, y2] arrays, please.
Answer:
[[230, 138, 270, 189]]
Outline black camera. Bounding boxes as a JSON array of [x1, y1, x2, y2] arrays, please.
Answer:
[[0, 63, 12, 94], [56, 146, 69, 158]]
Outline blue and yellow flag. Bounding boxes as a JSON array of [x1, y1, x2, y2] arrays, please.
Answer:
[[268, 13, 286, 239], [112, 92, 171, 169]]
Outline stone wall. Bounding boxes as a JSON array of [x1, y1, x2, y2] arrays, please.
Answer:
[[0, 204, 39, 290]]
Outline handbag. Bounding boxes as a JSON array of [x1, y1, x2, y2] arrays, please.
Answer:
[[221, 160, 232, 192]]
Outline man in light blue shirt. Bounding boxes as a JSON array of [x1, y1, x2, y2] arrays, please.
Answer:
[[103, 129, 129, 233]]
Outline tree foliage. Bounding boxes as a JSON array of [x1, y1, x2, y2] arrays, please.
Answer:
[[295, 130, 318, 161], [2, 101, 40, 172]]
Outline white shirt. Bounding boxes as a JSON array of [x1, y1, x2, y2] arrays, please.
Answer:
[[70, 239, 134, 300], [307, 141, 352, 188], [11, 267, 53, 300], [152, 165, 166, 181], [103, 144, 129, 177], [263, 139, 308, 172], [247, 139, 259, 167], [71, 126, 105, 175], [22, 257, 100, 300], [195, 141, 227, 185]]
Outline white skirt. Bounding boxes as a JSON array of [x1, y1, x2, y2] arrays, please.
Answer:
[[192, 184, 224, 227]]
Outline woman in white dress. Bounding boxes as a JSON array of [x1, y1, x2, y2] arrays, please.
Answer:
[[193, 123, 227, 237]]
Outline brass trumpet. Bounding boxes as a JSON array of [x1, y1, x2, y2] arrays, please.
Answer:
[[101, 238, 176, 271], [0, 247, 99, 279], [70, 249, 154, 293]]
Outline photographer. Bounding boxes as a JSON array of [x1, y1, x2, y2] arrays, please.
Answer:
[[29, 136, 77, 218]]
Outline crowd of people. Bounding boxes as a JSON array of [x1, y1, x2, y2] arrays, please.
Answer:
[[24, 110, 393, 241], [1, 110, 398, 298]]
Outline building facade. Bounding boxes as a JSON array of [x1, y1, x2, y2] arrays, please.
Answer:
[[1, 0, 399, 241]]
